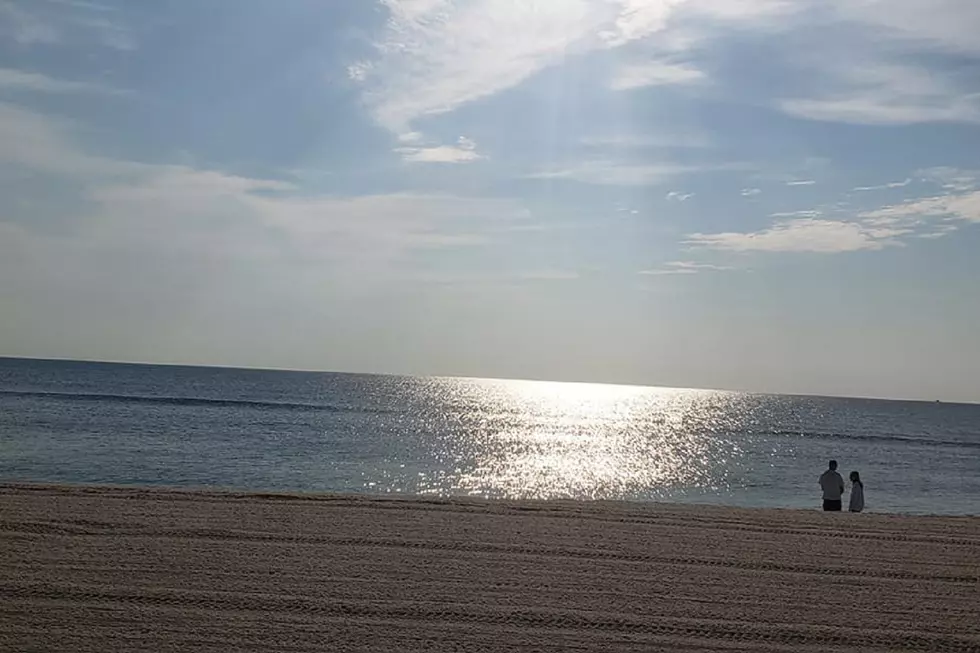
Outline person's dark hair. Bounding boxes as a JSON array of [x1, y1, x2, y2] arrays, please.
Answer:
[[850, 471, 862, 486], [829, 460, 838, 470]]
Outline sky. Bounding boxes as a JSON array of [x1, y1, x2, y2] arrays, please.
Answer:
[[1, 0, 979, 402]]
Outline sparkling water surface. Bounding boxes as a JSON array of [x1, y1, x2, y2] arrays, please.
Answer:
[[1, 357, 978, 515]]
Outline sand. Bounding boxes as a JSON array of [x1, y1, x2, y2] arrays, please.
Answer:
[[2, 484, 979, 652]]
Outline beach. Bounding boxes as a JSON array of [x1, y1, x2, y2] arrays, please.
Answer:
[[2, 484, 979, 652]]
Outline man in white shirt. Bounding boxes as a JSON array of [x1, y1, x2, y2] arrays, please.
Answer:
[[819, 460, 845, 511]]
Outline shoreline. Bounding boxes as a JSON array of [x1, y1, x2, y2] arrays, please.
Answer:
[[3, 480, 978, 519], [3, 483, 979, 652]]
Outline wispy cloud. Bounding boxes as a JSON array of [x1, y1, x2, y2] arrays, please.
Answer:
[[397, 136, 483, 163], [528, 161, 699, 187], [0, 101, 139, 177], [687, 218, 901, 253], [834, 0, 980, 56], [0, 0, 133, 50], [0, 1, 60, 44], [917, 167, 979, 192], [530, 157, 748, 186], [666, 191, 694, 202], [853, 178, 912, 192], [610, 59, 705, 90], [0, 67, 122, 94], [355, 0, 602, 135], [786, 179, 816, 186], [639, 261, 734, 275], [0, 103, 525, 273], [741, 188, 761, 197], [399, 146, 482, 163], [779, 62, 980, 125], [756, 1, 980, 127], [859, 191, 980, 225], [770, 210, 822, 218], [688, 182, 980, 254], [353, 0, 793, 136], [599, 0, 676, 48]]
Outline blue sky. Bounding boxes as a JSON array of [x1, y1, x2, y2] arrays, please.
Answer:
[[1, 0, 979, 401]]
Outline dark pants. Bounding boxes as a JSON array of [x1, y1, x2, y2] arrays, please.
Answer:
[[823, 499, 842, 511]]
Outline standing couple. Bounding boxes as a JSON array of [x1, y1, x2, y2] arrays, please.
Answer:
[[819, 460, 864, 512]]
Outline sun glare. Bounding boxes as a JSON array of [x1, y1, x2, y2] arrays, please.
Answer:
[[414, 378, 739, 500]]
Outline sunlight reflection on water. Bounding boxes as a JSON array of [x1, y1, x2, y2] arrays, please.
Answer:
[[404, 377, 752, 500], [5, 359, 979, 513]]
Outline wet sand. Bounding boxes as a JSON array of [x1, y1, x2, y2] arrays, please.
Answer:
[[2, 483, 979, 652]]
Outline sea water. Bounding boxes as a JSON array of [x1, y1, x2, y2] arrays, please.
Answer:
[[1, 357, 978, 515]]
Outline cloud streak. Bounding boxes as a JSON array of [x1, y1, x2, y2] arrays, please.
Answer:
[[0, 103, 525, 275], [917, 167, 978, 192], [0, 67, 122, 94], [778, 60, 980, 126], [859, 192, 980, 225], [528, 161, 699, 186], [639, 261, 734, 275], [397, 136, 484, 163], [853, 179, 912, 192], [687, 183, 980, 254], [0, 0, 134, 50], [610, 59, 705, 90], [687, 219, 900, 253]]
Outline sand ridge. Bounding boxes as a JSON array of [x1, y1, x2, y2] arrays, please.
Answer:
[[2, 484, 979, 652]]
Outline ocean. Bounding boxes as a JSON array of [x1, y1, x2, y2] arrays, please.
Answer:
[[1, 357, 978, 515]]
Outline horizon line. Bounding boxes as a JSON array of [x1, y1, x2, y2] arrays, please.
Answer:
[[0, 355, 974, 407]]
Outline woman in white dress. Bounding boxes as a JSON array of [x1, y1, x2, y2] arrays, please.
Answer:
[[848, 471, 865, 513]]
